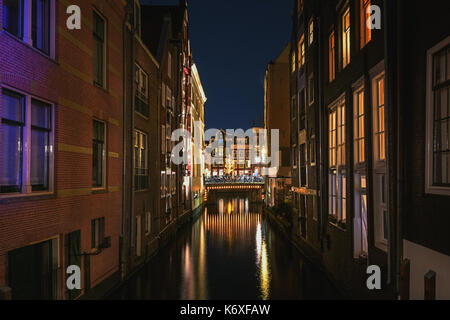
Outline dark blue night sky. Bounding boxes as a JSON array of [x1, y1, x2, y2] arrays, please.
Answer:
[[145, 0, 293, 130]]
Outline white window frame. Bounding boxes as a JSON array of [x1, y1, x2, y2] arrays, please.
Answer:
[[370, 61, 389, 251], [352, 80, 365, 165], [425, 36, 450, 195], [371, 69, 386, 164], [0, 87, 55, 198], [308, 18, 314, 45], [353, 174, 368, 259], [328, 94, 347, 225]]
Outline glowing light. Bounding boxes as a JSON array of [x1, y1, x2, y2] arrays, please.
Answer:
[[260, 241, 270, 300]]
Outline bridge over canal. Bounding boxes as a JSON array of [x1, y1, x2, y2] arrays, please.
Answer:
[[204, 176, 265, 204]]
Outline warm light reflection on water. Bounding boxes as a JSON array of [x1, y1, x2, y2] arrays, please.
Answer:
[[256, 220, 271, 300], [109, 196, 341, 300]]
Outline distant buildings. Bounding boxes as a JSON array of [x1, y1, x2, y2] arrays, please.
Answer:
[[207, 128, 265, 178], [287, 0, 450, 299], [190, 63, 207, 212], [0, 0, 206, 299], [264, 44, 292, 207]]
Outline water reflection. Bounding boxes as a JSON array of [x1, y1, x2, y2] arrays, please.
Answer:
[[109, 196, 341, 300]]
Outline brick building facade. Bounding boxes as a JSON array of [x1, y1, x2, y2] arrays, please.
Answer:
[[289, 0, 450, 299], [264, 43, 292, 207], [0, 0, 125, 299]]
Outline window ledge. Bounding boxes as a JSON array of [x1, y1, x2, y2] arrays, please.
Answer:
[[135, 189, 150, 193], [93, 82, 109, 93], [92, 188, 107, 194], [425, 185, 450, 196], [135, 111, 149, 120], [2, 30, 57, 63], [375, 241, 388, 252], [328, 220, 347, 232], [0, 191, 55, 204]]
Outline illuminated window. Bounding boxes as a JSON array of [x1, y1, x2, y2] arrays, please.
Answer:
[[360, 0, 372, 48], [328, 97, 346, 224], [3, 0, 23, 38], [291, 52, 296, 73], [31, 99, 52, 191], [329, 111, 337, 168], [1, 89, 54, 195], [373, 75, 386, 161], [308, 19, 314, 45], [329, 31, 336, 82], [354, 87, 365, 164], [1, 90, 25, 193], [3, 0, 54, 56], [32, 0, 51, 54], [342, 8, 351, 68], [354, 175, 368, 258], [134, 130, 149, 191], [298, 34, 305, 69], [135, 63, 149, 117]]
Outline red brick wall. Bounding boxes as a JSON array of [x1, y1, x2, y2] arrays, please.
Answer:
[[0, 0, 125, 298]]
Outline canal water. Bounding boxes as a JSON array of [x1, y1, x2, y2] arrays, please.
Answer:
[[109, 196, 341, 300]]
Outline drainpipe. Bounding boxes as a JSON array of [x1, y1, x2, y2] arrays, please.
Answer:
[[383, 0, 400, 293], [394, 1, 403, 297], [129, 3, 136, 265], [121, 3, 132, 280], [316, 4, 325, 243]]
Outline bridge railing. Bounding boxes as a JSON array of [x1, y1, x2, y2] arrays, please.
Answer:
[[205, 176, 265, 185]]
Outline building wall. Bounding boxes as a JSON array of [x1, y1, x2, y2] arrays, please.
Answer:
[[191, 64, 206, 211], [397, 0, 450, 299], [0, 0, 125, 298], [289, 0, 395, 298], [265, 44, 291, 207], [122, 19, 161, 275]]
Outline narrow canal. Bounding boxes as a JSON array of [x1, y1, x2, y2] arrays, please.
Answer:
[[109, 196, 341, 300]]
